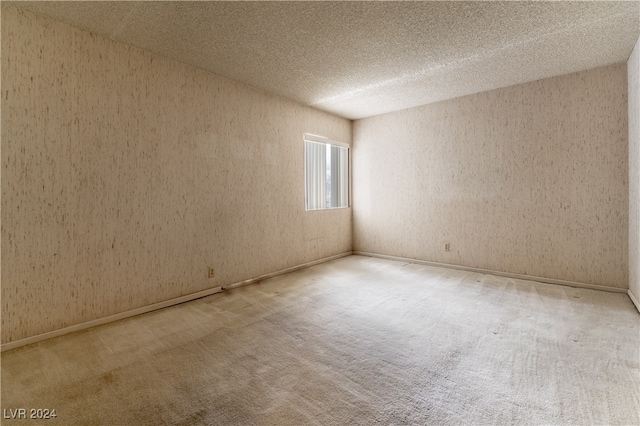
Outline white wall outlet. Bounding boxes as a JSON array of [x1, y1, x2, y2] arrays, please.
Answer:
[[208, 267, 215, 278], [444, 243, 451, 252]]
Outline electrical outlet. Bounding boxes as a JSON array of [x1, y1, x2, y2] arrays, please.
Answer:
[[444, 243, 451, 252], [208, 267, 215, 278]]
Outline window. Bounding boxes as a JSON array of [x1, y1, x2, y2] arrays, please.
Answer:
[[304, 134, 349, 210]]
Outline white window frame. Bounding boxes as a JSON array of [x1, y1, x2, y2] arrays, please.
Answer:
[[304, 134, 350, 211]]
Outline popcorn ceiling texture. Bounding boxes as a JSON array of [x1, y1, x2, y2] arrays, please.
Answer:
[[353, 65, 629, 289], [2, 2, 637, 346], [1, 6, 351, 344], [629, 38, 640, 305], [9, 1, 640, 120]]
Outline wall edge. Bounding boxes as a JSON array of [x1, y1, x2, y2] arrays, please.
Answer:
[[354, 251, 629, 294], [0, 251, 352, 352]]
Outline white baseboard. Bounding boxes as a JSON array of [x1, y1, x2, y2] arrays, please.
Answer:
[[220, 252, 351, 291], [4, 251, 631, 352], [1, 252, 352, 352], [628, 290, 640, 313], [353, 251, 629, 294]]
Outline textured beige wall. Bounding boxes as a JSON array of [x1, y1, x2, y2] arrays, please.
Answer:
[[1, 7, 351, 344], [353, 64, 629, 289], [629, 38, 640, 306]]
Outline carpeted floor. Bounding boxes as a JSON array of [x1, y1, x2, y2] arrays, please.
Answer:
[[2, 255, 639, 425]]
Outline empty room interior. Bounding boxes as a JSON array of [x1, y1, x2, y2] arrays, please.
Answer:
[[2, 1, 640, 424]]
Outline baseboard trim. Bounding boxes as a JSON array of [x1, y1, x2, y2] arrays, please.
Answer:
[[1, 252, 352, 352], [628, 290, 640, 313], [220, 252, 352, 291], [353, 251, 628, 294]]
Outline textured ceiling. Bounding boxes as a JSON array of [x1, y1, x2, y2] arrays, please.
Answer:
[[8, 1, 640, 120]]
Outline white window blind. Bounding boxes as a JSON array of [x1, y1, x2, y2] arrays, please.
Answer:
[[304, 135, 349, 210]]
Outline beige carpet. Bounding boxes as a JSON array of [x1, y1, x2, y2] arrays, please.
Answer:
[[2, 255, 639, 425]]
